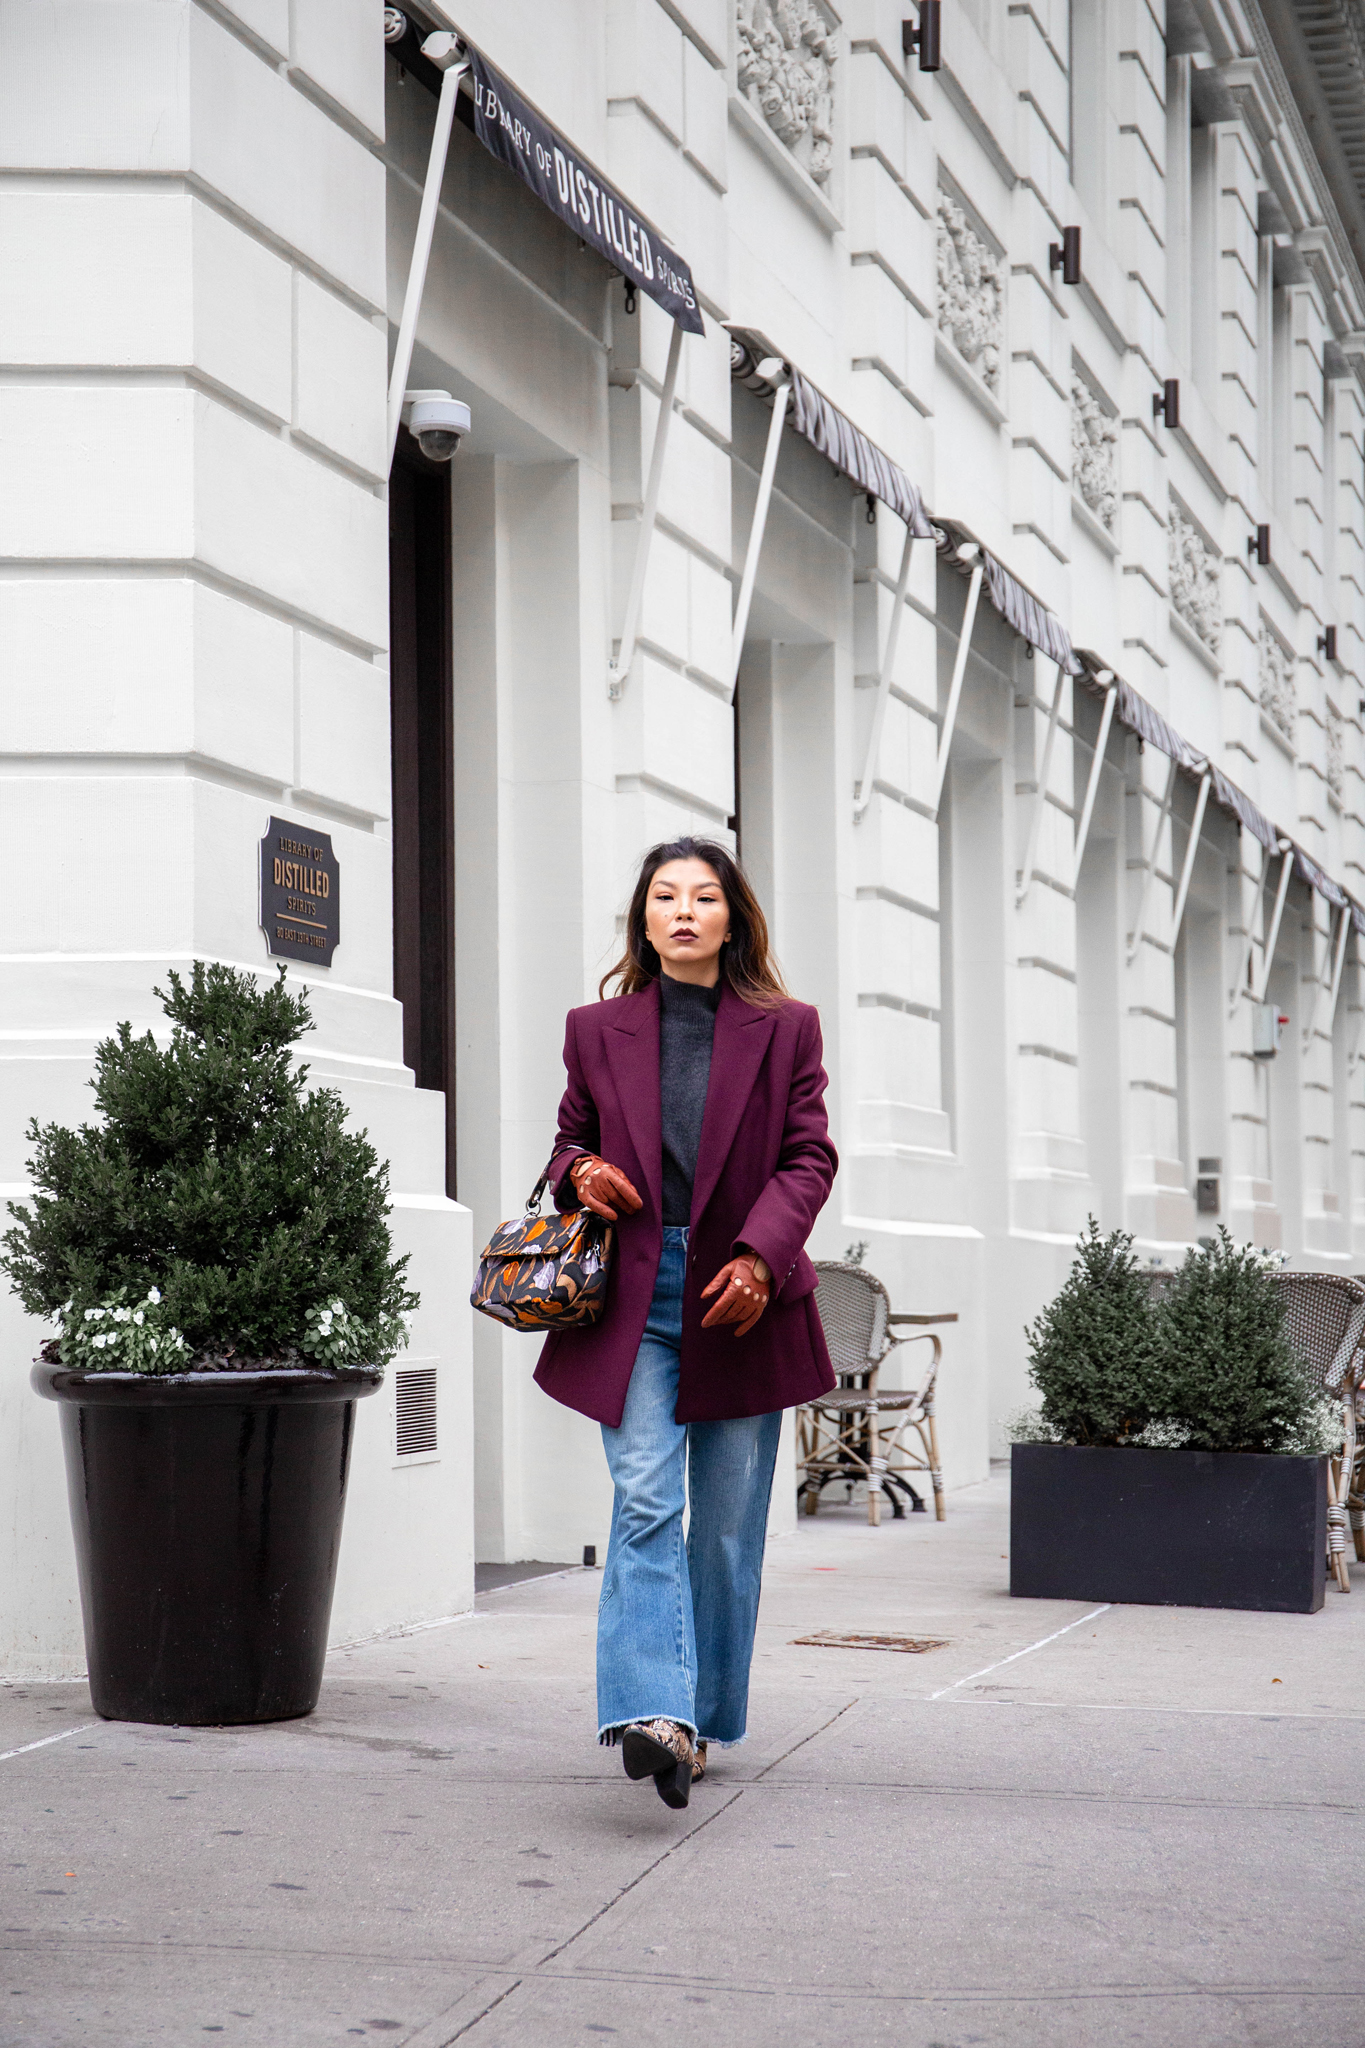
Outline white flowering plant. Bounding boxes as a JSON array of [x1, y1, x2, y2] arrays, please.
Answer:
[[58, 1287, 191, 1376], [1002, 1405, 1065, 1445], [1279, 1396, 1344, 1460], [300, 1298, 409, 1369]]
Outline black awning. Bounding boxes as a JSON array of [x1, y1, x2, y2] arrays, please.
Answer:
[[467, 48, 703, 334]]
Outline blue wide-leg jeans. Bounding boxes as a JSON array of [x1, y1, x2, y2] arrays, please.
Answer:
[[597, 1227, 782, 1746]]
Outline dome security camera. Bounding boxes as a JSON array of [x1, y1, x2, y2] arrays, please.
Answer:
[[402, 390, 471, 462]]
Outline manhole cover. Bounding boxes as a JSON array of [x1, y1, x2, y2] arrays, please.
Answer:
[[790, 1632, 950, 1654]]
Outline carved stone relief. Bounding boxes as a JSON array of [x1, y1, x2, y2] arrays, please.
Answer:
[[1327, 701, 1344, 799], [736, 0, 837, 189], [1071, 375, 1118, 532], [1168, 504, 1222, 655], [936, 194, 1004, 394], [1258, 622, 1296, 743]]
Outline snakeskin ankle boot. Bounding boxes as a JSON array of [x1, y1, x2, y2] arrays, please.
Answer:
[[620, 1718, 694, 1809]]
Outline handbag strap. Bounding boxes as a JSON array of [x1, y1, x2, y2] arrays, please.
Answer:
[[525, 1149, 592, 1215]]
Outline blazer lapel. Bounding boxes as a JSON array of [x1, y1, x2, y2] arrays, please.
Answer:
[[602, 983, 663, 1220], [690, 983, 776, 1226]]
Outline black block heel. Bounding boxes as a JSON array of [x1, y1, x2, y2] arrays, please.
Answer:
[[653, 1757, 691, 1809], [620, 1723, 693, 1808], [622, 1725, 683, 1780]]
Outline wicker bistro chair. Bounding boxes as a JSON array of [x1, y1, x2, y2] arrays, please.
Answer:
[[1272, 1271, 1365, 1594], [798, 1261, 957, 1527]]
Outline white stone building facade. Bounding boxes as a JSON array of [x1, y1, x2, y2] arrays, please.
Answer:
[[4, 0, 1365, 1672]]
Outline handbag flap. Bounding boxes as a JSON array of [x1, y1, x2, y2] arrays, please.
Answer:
[[484, 1209, 595, 1263]]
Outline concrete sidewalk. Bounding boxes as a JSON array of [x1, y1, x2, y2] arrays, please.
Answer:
[[3, 1471, 1364, 2046]]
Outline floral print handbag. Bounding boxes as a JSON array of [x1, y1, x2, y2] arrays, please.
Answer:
[[470, 1171, 615, 1330]]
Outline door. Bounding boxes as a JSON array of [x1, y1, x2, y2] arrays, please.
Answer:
[[388, 432, 456, 1197]]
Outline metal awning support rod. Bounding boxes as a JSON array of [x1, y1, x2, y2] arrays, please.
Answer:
[[1016, 657, 1065, 907], [929, 547, 983, 817], [1299, 906, 1333, 1048], [1304, 899, 1353, 1046], [1347, 937, 1365, 1074], [1169, 771, 1212, 950], [1327, 901, 1353, 1024], [608, 320, 684, 701], [1255, 842, 1296, 1003], [1072, 674, 1116, 884], [1126, 756, 1178, 964], [386, 36, 469, 469], [1232, 841, 1269, 1016], [728, 368, 790, 700], [853, 524, 917, 822]]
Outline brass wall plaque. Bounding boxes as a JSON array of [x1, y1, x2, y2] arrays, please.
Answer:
[[259, 816, 340, 966]]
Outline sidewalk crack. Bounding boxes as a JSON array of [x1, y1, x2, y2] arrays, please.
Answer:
[[537, 1790, 745, 1967], [437, 1977, 522, 2043], [751, 1697, 859, 1779]]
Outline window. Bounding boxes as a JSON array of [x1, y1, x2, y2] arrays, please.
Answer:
[[1166, 55, 1193, 366], [1070, 0, 1110, 220], [1190, 123, 1218, 407], [1271, 281, 1294, 519]]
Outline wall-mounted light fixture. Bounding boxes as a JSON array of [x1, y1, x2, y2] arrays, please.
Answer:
[[1049, 226, 1081, 286], [1248, 524, 1271, 567], [902, 3, 941, 70], [383, 7, 408, 41], [1318, 625, 1338, 662], [1152, 379, 1180, 429]]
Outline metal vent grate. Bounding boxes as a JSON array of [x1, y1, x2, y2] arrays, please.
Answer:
[[395, 1366, 438, 1458]]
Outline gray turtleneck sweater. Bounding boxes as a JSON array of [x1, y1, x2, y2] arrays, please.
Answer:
[[658, 974, 721, 1226]]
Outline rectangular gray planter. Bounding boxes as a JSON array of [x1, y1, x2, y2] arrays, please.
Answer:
[[1010, 1442, 1327, 1613]]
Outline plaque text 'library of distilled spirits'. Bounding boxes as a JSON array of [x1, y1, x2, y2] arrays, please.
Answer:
[[259, 816, 340, 966]]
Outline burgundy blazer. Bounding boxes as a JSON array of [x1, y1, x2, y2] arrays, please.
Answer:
[[533, 979, 838, 1427]]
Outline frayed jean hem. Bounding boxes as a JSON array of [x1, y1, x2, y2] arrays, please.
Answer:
[[598, 1714, 699, 1747]]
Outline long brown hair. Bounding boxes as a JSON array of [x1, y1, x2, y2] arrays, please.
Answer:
[[599, 837, 789, 1008]]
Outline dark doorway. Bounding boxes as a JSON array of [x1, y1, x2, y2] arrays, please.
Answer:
[[389, 428, 456, 1198]]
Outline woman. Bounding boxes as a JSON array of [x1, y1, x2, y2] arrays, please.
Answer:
[[535, 836, 838, 1810]]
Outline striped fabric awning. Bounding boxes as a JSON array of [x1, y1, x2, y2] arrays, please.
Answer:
[[726, 324, 1363, 935], [1293, 841, 1356, 919], [983, 551, 1083, 676], [728, 331, 933, 537], [1076, 661, 1365, 930], [935, 520, 1082, 675], [787, 367, 934, 537]]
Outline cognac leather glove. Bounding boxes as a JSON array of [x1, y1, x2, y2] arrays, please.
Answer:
[[700, 1251, 771, 1338], [569, 1153, 643, 1223]]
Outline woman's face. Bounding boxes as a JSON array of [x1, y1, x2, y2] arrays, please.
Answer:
[[644, 859, 731, 984]]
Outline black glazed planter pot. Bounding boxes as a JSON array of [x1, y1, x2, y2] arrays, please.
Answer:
[[1010, 1442, 1327, 1613], [34, 1362, 382, 1725]]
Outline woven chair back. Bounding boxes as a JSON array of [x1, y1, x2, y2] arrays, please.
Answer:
[[812, 1262, 891, 1375], [1272, 1271, 1365, 1393]]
